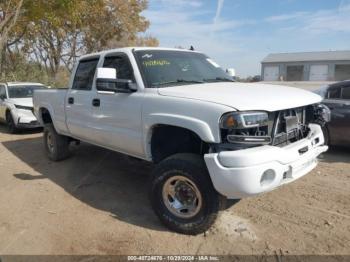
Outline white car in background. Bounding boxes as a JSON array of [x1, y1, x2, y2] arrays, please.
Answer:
[[0, 82, 46, 133]]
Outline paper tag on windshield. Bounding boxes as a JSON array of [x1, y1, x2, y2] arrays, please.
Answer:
[[142, 54, 153, 59], [206, 58, 220, 68]]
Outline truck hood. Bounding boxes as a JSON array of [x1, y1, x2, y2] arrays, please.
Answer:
[[157, 82, 322, 111], [7, 98, 34, 108]]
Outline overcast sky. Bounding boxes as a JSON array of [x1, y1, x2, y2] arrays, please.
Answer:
[[142, 0, 350, 77]]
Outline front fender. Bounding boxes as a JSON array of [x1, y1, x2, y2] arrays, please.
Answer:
[[143, 113, 218, 159], [3, 103, 17, 120]]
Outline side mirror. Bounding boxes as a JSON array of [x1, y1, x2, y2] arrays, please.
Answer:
[[96, 68, 137, 93], [0, 95, 6, 100], [97, 67, 116, 79]]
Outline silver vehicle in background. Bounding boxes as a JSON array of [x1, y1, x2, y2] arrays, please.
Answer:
[[0, 82, 46, 133]]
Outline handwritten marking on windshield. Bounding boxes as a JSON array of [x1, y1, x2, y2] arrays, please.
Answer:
[[143, 60, 171, 67]]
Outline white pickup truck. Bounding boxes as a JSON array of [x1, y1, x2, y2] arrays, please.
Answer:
[[33, 47, 330, 235]]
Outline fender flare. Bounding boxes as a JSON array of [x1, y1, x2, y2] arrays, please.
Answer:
[[4, 104, 16, 121], [143, 113, 218, 159], [37, 103, 56, 128]]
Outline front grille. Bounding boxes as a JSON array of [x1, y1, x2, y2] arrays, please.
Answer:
[[221, 105, 313, 149], [270, 106, 310, 147]]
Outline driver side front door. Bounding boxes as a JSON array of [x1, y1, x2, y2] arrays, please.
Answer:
[[90, 53, 145, 158]]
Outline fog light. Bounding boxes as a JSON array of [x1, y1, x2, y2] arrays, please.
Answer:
[[260, 169, 276, 186]]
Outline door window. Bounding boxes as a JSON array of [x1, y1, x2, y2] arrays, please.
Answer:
[[103, 55, 134, 81], [72, 58, 99, 90], [328, 88, 341, 99], [0, 85, 6, 99], [341, 86, 350, 100]]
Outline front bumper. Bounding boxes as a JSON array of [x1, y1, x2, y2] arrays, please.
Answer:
[[14, 109, 42, 129], [204, 124, 328, 199]]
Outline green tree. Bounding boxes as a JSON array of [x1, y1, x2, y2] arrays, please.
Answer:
[[1, 0, 158, 86], [21, 0, 158, 82]]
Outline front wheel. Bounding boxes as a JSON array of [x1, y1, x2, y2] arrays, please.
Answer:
[[6, 111, 18, 134], [150, 153, 224, 235]]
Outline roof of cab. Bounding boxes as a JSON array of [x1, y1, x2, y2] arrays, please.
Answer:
[[78, 47, 200, 61], [328, 80, 350, 89]]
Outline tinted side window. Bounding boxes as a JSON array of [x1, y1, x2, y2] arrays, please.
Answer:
[[328, 88, 341, 99], [342, 86, 350, 100], [72, 59, 99, 90], [103, 55, 134, 81]]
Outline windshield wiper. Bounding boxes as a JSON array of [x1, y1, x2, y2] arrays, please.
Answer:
[[203, 77, 235, 82], [154, 79, 204, 87]]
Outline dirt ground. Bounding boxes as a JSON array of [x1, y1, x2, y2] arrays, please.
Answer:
[[0, 124, 349, 255]]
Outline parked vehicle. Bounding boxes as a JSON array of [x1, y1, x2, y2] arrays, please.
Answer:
[[315, 80, 350, 146], [0, 82, 46, 133], [33, 47, 329, 235]]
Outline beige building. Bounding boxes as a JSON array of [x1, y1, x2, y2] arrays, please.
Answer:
[[261, 50, 350, 81]]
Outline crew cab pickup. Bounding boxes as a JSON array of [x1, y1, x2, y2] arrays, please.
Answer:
[[33, 47, 330, 235]]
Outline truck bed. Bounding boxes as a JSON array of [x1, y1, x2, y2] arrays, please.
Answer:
[[33, 89, 69, 134]]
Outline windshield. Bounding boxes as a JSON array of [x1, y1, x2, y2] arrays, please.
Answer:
[[8, 85, 46, 98], [135, 50, 233, 88], [313, 85, 328, 98]]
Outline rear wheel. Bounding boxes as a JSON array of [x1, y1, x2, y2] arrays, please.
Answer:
[[44, 124, 70, 161], [150, 153, 225, 235], [6, 111, 17, 134]]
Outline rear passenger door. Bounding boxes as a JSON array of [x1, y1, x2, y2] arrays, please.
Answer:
[[65, 58, 99, 141], [323, 85, 349, 145], [90, 53, 144, 158]]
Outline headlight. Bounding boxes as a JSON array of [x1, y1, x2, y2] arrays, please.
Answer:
[[15, 105, 33, 111], [220, 111, 271, 145], [220, 111, 269, 129]]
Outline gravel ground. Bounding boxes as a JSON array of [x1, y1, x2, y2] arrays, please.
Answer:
[[0, 124, 349, 255]]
